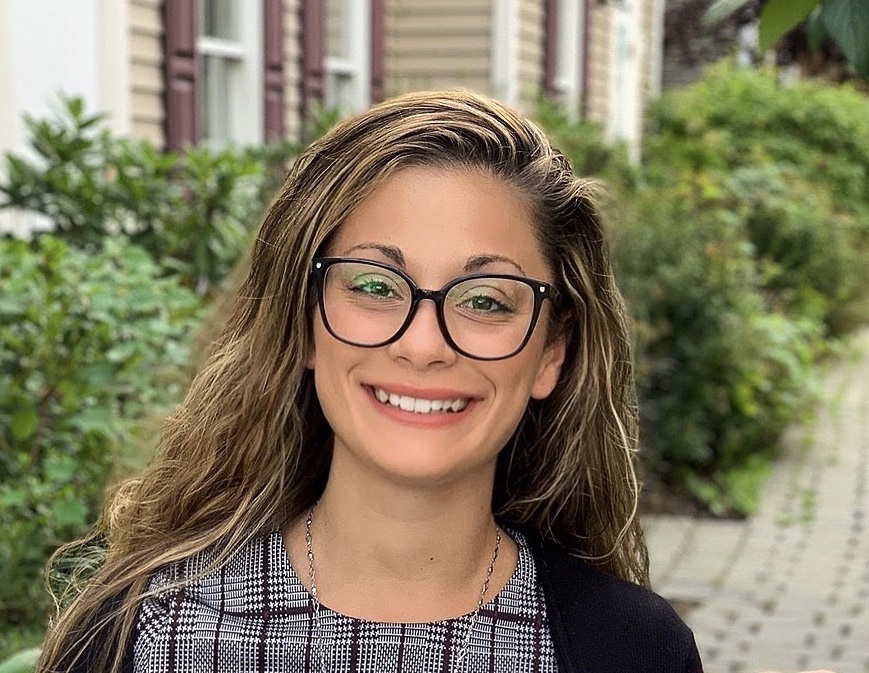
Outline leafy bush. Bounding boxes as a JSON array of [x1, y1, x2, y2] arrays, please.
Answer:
[[0, 236, 201, 633], [613, 176, 823, 514], [646, 62, 869, 203], [644, 62, 869, 331], [597, 63, 869, 513], [0, 97, 298, 296], [722, 165, 866, 332], [535, 64, 869, 515]]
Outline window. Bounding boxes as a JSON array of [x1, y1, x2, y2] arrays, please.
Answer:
[[608, 0, 642, 159], [196, 0, 263, 145], [324, 0, 371, 115], [553, 0, 584, 120]]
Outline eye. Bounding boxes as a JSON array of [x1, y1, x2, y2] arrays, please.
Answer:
[[350, 275, 399, 298], [458, 290, 513, 313]]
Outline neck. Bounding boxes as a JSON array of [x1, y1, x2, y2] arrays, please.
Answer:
[[311, 447, 499, 587]]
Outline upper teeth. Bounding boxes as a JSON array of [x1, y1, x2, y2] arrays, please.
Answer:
[[373, 387, 470, 413]]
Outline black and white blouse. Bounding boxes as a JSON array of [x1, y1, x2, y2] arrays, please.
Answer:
[[132, 526, 558, 672]]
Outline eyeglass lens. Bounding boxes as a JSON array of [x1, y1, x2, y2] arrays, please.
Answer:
[[322, 261, 537, 359]]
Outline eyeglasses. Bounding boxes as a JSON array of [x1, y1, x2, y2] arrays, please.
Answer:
[[310, 257, 558, 361]]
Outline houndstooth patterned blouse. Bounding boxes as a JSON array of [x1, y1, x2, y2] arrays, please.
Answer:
[[132, 526, 558, 672]]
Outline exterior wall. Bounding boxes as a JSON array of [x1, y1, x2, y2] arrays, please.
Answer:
[[516, 0, 545, 111], [384, 0, 492, 98], [129, 0, 166, 147], [583, 0, 612, 125], [284, 0, 303, 141], [5, 0, 662, 156], [0, 0, 117, 235]]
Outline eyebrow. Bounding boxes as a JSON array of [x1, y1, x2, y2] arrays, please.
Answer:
[[341, 243, 526, 275]]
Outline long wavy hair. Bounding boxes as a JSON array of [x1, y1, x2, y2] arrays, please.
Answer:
[[37, 90, 647, 672]]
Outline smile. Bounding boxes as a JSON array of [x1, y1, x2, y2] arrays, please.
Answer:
[[366, 385, 471, 414]]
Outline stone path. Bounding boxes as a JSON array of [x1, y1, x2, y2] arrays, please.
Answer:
[[644, 328, 869, 673]]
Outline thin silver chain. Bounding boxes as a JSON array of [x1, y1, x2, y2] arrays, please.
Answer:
[[305, 502, 501, 673]]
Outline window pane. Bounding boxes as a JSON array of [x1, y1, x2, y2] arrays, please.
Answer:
[[198, 55, 231, 143], [325, 0, 350, 59], [325, 72, 356, 114], [200, 0, 239, 40]]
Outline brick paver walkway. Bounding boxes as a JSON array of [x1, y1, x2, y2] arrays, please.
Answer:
[[644, 328, 869, 673]]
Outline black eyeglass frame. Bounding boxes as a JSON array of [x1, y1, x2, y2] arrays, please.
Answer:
[[310, 256, 559, 361]]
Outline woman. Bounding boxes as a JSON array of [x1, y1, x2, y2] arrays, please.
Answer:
[[38, 90, 703, 672]]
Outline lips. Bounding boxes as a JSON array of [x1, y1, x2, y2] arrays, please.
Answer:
[[363, 381, 480, 401]]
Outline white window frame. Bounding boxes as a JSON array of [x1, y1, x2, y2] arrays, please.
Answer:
[[554, 0, 585, 121], [491, 0, 519, 105], [607, 0, 642, 161], [324, 0, 371, 114], [649, 0, 665, 99], [196, 1, 263, 146]]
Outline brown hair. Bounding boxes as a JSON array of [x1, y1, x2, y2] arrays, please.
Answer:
[[37, 90, 646, 672]]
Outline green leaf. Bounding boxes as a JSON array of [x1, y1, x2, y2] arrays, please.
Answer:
[[65, 96, 84, 120], [0, 649, 42, 673], [702, 0, 755, 27], [51, 497, 89, 528], [758, 0, 820, 52], [66, 406, 113, 435], [820, 0, 869, 77], [10, 407, 39, 441]]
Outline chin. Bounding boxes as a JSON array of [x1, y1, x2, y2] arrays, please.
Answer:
[[353, 439, 488, 488]]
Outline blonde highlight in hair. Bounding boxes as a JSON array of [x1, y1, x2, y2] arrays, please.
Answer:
[[37, 90, 647, 673]]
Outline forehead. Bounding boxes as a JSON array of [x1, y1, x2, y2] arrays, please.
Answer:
[[327, 166, 548, 282]]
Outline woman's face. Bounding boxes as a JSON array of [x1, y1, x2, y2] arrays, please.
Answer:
[[307, 166, 566, 487]]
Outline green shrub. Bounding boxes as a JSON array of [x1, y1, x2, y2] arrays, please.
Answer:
[[722, 165, 867, 333], [644, 62, 869, 331], [0, 96, 297, 296], [0, 236, 201, 632], [613, 173, 824, 514], [645, 62, 869, 205], [529, 81, 867, 515]]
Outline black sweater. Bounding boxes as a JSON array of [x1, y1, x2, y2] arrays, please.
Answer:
[[528, 534, 703, 672], [66, 536, 703, 672]]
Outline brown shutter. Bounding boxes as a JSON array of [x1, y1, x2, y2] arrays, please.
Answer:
[[163, 0, 198, 150], [301, 0, 325, 125], [543, 0, 560, 97], [370, 0, 385, 103], [263, 0, 285, 140]]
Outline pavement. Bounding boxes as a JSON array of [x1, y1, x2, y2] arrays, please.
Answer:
[[643, 328, 869, 673]]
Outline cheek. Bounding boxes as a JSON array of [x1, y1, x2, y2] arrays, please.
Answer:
[[309, 319, 352, 405], [485, 352, 542, 407]]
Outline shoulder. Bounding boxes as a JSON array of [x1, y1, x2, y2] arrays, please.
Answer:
[[529, 537, 703, 673], [133, 530, 280, 656]]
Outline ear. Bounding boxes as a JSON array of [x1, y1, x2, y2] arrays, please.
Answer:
[[530, 334, 567, 400]]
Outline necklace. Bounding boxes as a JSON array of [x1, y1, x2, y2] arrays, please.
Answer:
[[304, 502, 502, 672]]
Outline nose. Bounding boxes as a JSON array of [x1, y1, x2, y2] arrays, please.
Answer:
[[386, 297, 457, 368]]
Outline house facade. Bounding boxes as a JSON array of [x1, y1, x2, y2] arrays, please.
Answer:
[[1, 0, 664, 165]]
